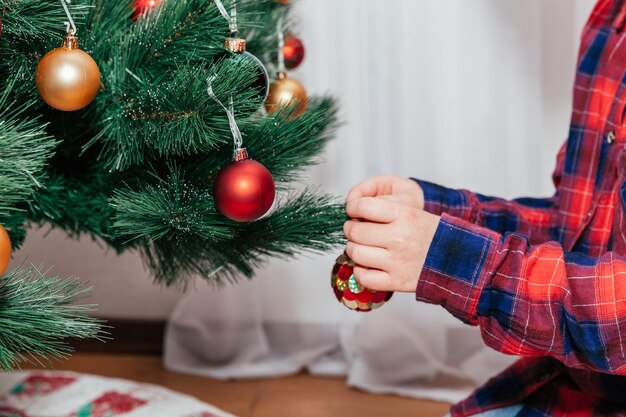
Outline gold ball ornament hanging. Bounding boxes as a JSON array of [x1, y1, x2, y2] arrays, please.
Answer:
[[35, 32, 101, 111], [265, 72, 308, 117], [0, 225, 11, 276]]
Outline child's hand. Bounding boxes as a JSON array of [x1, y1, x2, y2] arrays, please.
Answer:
[[343, 196, 440, 293], [346, 175, 424, 209]]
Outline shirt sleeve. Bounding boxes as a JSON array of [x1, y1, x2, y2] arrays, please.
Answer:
[[417, 213, 626, 374], [413, 142, 566, 245]]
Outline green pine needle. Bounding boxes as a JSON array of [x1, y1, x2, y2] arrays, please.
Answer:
[[138, 187, 347, 286], [0, 78, 57, 247], [112, 165, 233, 244], [0, 266, 105, 371]]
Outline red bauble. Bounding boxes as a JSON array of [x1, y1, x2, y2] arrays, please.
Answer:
[[133, 0, 161, 19], [283, 36, 305, 70], [213, 157, 276, 222]]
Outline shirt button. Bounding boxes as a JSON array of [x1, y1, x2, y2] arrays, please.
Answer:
[[586, 210, 593, 219], [608, 131, 616, 144]]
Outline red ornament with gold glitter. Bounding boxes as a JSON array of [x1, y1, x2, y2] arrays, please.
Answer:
[[331, 253, 393, 312], [0, 225, 12, 276]]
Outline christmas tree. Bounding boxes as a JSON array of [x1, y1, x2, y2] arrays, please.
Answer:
[[0, 0, 344, 365]]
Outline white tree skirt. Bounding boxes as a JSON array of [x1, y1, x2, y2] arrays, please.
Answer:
[[0, 371, 238, 417]]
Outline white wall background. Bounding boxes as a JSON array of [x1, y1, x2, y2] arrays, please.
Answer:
[[13, 0, 596, 326]]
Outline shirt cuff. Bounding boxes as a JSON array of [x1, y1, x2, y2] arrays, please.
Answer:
[[416, 212, 500, 325], [411, 178, 476, 222]]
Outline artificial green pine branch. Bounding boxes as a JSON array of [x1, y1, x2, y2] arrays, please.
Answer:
[[0, 25, 103, 370], [238, 0, 289, 71], [0, 0, 90, 103], [112, 166, 345, 284], [0, 0, 89, 41], [0, 79, 56, 247], [91, 60, 263, 170], [136, 188, 346, 285], [0, 101, 54, 214], [111, 166, 233, 243], [27, 171, 123, 247], [189, 97, 341, 186], [0, 266, 105, 370], [245, 97, 341, 183]]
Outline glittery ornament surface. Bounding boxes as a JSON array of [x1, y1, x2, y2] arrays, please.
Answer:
[[348, 274, 363, 294], [331, 252, 393, 312]]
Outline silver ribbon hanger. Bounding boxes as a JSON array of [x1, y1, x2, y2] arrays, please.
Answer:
[[214, 0, 238, 36], [207, 76, 244, 159], [277, 17, 286, 74], [60, 0, 77, 34]]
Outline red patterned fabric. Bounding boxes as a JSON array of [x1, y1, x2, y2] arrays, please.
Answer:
[[70, 391, 148, 417], [414, 0, 626, 415], [0, 371, 236, 417]]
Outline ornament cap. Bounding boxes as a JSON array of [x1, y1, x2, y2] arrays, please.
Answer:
[[62, 32, 79, 50], [234, 148, 249, 162], [277, 71, 288, 80], [224, 37, 246, 53]]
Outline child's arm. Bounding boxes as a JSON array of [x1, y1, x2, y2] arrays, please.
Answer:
[[413, 142, 566, 245], [417, 212, 626, 374]]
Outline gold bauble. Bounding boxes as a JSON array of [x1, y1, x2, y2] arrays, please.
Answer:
[[265, 72, 308, 117], [35, 34, 101, 112], [0, 225, 11, 276]]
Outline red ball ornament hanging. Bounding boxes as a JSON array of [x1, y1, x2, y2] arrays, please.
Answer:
[[213, 149, 276, 222], [133, 0, 162, 19], [0, 225, 12, 276], [331, 252, 393, 312], [283, 36, 305, 70]]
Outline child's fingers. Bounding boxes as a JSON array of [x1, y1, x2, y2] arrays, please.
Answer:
[[345, 197, 401, 223], [343, 220, 393, 248], [352, 266, 393, 292], [345, 176, 391, 203], [345, 242, 390, 271]]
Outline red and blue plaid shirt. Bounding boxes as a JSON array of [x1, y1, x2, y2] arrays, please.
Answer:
[[415, 1, 626, 415]]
